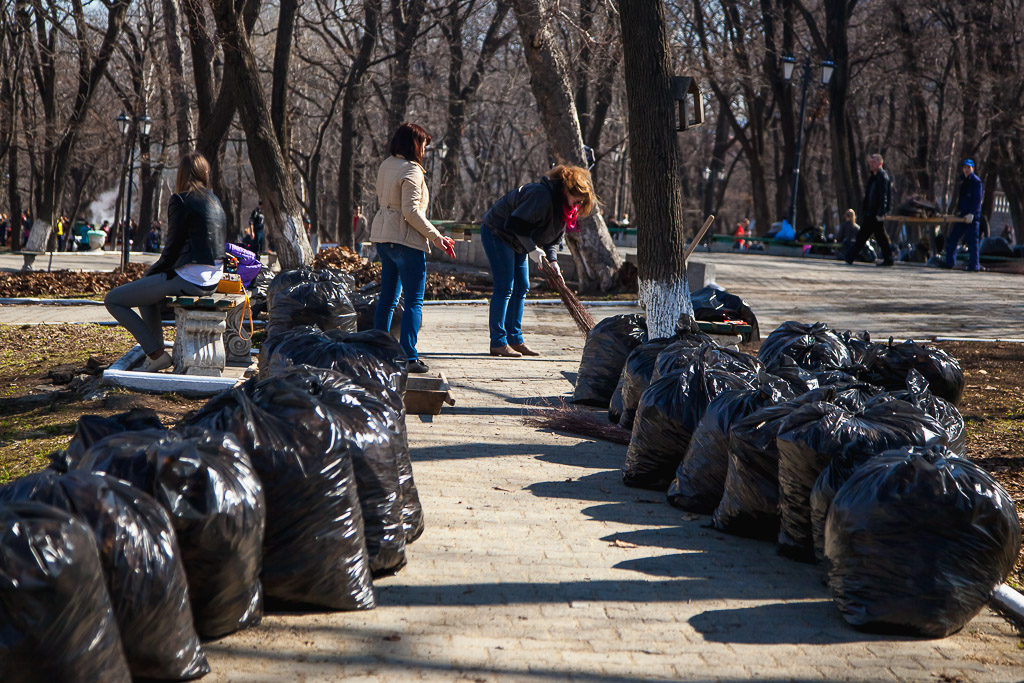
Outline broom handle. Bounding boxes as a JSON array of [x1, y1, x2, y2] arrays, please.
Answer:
[[684, 214, 716, 261]]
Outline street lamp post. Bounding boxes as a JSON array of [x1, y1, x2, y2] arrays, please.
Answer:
[[117, 112, 153, 268], [782, 55, 834, 235]]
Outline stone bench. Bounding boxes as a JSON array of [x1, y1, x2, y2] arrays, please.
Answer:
[[164, 293, 252, 376]]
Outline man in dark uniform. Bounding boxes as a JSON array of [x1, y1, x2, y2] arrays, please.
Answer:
[[846, 153, 893, 266], [248, 200, 265, 254], [945, 159, 983, 272]]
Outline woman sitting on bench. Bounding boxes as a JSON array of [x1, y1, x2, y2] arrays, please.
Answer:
[[105, 152, 226, 372]]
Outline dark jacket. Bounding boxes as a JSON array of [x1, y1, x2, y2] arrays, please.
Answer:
[[148, 189, 226, 276], [957, 172, 983, 220], [481, 176, 565, 262], [862, 168, 892, 219]]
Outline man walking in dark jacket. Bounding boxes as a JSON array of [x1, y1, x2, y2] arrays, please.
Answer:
[[846, 153, 893, 266], [945, 159, 983, 271]]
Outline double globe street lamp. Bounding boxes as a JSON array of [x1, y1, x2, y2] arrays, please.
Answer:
[[116, 112, 153, 268], [781, 54, 834, 235]]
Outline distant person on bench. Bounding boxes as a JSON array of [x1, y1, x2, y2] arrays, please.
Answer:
[[105, 152, 226, 372]]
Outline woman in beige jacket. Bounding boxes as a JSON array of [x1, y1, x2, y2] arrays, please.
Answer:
[[370, 122, 456, 373]]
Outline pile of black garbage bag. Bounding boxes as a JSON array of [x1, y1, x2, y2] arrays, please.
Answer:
[[0, 267, 426, 679], [594, 314, 1017, 638]]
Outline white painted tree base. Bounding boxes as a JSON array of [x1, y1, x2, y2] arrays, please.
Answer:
[[639, 277, 693, 339]]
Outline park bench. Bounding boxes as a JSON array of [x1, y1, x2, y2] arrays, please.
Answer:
[[164, 292, 252, 376]]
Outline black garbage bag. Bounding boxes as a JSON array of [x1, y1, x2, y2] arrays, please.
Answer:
[[808, 399, 948, 562], [0, 472, 207, 680], [828, 380, 887, 412], [352, 291, 403, 337], [571, 314, 648, 407], [690, 285, 760, 341], [758, 321, 854, 371], [667, 372, 795, 513], [78, 428, 266, 638], [623, 350, 756, 490], [608, 375, 626, 424], [267, 279, 358, 338], [826, 446, 1021, 637], [712, 391, 833, 540], [839, 330, 874, 366], [869, 369, 966, 456], [259, 366, 408, 577], [650, 332, 718, 382], [980, 236, 1014, 258], [258, 327, 421, 541], [863, 339, 965, 405], [764, 356, 820, 396], [617, 337, 678, 429], [187, 375, 376, 610], [50, 408, 163, 473], [266, 266, 355, 302], [0, 502, 131, 683]]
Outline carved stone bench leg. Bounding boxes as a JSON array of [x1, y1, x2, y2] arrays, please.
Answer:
[[224, 304, 254, 364], [172, 308, 228, 376]]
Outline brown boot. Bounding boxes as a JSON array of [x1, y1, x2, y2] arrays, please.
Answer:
[[490, 345, 522, 358], [510, 343, 540, 356]]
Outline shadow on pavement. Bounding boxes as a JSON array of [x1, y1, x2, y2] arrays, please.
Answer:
[[688, 601, 897, 645]]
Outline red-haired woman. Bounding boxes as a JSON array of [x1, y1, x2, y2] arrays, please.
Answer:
[[370, 122, 456, 373], [480, 165, 599, 357]]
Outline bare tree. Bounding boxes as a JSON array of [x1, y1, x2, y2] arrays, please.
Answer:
[[512, 0, 623, 292], [209, 0, 311, 268]]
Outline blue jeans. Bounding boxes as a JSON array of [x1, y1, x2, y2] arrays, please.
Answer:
[[374, 242, 426, 360], [945, 221, 980, 270], [480, 225, 529, 347]]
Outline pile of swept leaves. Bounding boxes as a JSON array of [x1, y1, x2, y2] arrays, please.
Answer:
[[312, 246, 475, 299], [0, 263, 147, 299]]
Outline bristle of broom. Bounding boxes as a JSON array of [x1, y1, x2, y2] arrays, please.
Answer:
[[523, 399, 632, 445], [544, 265, 596, 334]]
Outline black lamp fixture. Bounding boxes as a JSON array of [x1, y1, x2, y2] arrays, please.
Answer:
[[781, 53, 835, 234]]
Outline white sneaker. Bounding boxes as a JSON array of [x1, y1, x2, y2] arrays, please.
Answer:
[[141, 352, 173, 372]]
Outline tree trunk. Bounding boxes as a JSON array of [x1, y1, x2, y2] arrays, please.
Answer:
[[512, 0, 622, 293], [271, 0, 298, 156], [615, 0, 690, 336], [386, 0, 427, 134], [24, 0, 132, 256], [161, 0, 196, 150], [209, 0, 310, 269], [825, 0, 860, 214], [335, 0, 381, 249]]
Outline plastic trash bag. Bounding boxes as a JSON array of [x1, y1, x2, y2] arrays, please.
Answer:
[[187, 375, 376, 611], [808, 400, 948, 562], [712, 391, 833, 539], [776, 219, 796, 241], [78, 428, 266, 638], [623, 350, 757, 490], [650, 332, 718, 383], [608, 375, 626, 424], [352, 291, 403, 337], [690, 285, 760, 341], [862, 339, 965, 405], [839, 330, 874, 366], [50, 408, 163, 473], [980, 236, 1014, 258], [617, 338, 677, 429], [266, 266, 355, 303], [826, 446, 1021, 637], [572, 314, 648, 407], [764, 355, 820, 396], [758, 321, 854, 371], [258, 365, 408, 576], [267, 279, 358, 338], [0, 501, 131, 683], [868, 369, 965, 456], [667, 372, 795, 513], [0, 472, 207, 679], [258, 327, 421, 542]]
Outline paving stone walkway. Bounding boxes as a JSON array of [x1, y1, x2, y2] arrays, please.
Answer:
[[196, 304, 1024, 682]]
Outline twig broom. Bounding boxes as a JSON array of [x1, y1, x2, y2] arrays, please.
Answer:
[[542, 261, 596, 335]]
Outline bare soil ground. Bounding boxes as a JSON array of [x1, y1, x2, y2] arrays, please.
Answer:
[[0, 325, 1020, 585]]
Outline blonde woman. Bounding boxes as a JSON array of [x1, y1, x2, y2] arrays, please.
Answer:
[[480, 165, 599, 357], [104, 152, 226, 372], [370, 122, 456, 374]]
